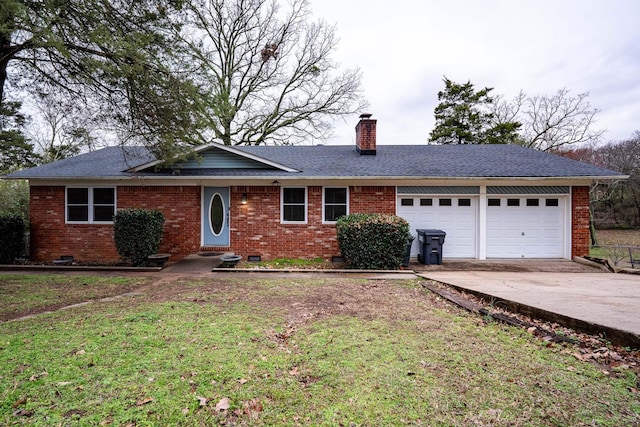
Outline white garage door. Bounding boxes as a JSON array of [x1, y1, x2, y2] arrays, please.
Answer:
[[486, 196, 565, 258], [398, 196, 477, 258]]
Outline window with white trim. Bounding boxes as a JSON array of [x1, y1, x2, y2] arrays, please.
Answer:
[[66, 187, 116, 223], [323, 187, 348, 222], [281, 187, 307, 223]]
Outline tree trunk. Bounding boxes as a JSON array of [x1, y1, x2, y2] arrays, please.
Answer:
[[589, 208, 598, 246]]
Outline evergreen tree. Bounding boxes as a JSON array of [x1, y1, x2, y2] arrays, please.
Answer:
[[429, 77, 520, 145]]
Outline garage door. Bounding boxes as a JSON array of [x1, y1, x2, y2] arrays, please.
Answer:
[[486, 196, 565, 258], [398, 196, 477, 258]]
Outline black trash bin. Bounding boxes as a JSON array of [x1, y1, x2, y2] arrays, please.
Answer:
[[416, 229, 446, 265], [402, 235, 415, 268]]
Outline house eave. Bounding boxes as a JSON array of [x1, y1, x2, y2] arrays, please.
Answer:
[[18, 174, 629, 184]]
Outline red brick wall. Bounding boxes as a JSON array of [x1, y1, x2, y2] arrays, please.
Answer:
[[118, 186, 201, 260], [349, 186, 396, 214], [29, 186, 200, 263], [227, 185, 396, 260], [29, 186, 118, 262], [29, 184, 397, 263], [571, 186, 591, 258], [29, 184, 590, 262]]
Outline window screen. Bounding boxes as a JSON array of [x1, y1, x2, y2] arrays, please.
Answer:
[[66, 187, 115, 223], [324, 188, 347, 222], [282, 188, 306, 222]]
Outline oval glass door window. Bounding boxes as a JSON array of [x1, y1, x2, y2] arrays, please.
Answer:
[[210, 193, 225, 236]]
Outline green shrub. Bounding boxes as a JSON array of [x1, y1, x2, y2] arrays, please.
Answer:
[[114, 209, 165, 266], [336, 213, 410, 269], [0, 214, 25, 263]]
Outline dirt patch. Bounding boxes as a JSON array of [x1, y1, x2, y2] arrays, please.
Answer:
[[141, 277, 451, 329]]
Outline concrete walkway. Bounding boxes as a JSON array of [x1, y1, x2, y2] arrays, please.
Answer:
[[422, 271, 640, 347]]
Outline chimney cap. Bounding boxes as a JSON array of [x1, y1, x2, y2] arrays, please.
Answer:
[[359, 113, 373, 120]]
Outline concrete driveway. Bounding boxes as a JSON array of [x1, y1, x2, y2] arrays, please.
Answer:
[[422, 271, 640, 346]]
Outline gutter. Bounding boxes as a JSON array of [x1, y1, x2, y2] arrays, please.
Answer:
[[9, 174, 629, 182]]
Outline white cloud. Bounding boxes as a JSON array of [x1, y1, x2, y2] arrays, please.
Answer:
[[313, 0, 640, 144]]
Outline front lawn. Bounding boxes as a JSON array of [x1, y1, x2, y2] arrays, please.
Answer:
[[0, 274, 149, 321], [1, 275, 638, 426]]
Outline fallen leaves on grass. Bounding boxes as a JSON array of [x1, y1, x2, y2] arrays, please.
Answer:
[[239, 398, 264, 420], [136, 397, 154, 406], [12, 396, 27, 408], [29, 371, 48, 381], [214, 397, 230, 412], [196, 396, 209, 407]]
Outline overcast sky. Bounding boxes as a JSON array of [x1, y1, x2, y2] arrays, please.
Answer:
[[310, 0, 640, 146]]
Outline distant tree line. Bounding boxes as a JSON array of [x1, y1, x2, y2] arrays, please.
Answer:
[[561, 133, 640, 231]]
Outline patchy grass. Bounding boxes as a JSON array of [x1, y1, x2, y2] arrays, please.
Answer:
[[0, 276, 638, 426], [595, 229, 640, 246], [240, 257, 335, 269], [590, 229, 640, 267], [0, 274, 149, 321]]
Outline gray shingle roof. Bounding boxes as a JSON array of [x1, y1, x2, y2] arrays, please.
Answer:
[[5, 146, 154, 179], [4, 143, 625, 180]]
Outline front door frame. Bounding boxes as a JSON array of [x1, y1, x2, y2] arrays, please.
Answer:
[[202, 186, 230, 246]]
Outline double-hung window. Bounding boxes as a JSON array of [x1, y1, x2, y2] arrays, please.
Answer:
[[66, 187, 116, 223], [281, 187, 307, 223], [323, 187, 348, 223]]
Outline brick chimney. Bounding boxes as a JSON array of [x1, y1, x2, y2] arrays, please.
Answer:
[[355, 113, 376, 155]]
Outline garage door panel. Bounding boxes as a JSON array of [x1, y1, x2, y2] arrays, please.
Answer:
[[399, 196, 477, 258], [487, 196, 565, 258]]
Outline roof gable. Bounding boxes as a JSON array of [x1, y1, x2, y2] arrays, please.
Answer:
[[131, 143, 299, 173]]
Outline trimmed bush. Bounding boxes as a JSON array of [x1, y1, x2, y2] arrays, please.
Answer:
[[336, 213, 410, 269], [0, 214, 25, 264], [114, 209, 165, 266]]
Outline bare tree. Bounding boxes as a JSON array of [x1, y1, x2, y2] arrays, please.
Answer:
[[176, 0, 367, 146], [595, 134, 640, 228], [491, 88, 605, 151], [25, 93, 101, 164]]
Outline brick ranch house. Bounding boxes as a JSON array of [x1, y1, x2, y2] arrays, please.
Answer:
[[4, 115, 626, 264]]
